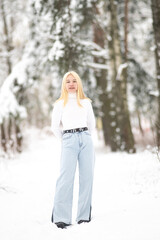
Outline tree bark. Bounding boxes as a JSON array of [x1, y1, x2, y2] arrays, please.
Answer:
[[0, 0, 12, 153], [93, 6, 119, 151], [124, 0, 129, 61], [15, 118, 22, 152], [151, 0, 160, 148], [0, 0, 12, 74], [136, 108, 144, 136], [8, 116, 14, 150], [1, 122, 7, 152], [108, 0, 135, 152]]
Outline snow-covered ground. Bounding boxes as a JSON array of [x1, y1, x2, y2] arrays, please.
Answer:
[[0, 128, 160, 240]]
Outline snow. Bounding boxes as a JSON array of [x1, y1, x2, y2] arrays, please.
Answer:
[[91, 50, 108, 58], [149, 90, 159, 97], [87, 62, 109, 70], [116, 63, 128, 81], [0, 88, 27, 123], [150, 45, 157, 51], [48, 40, 65, 61], [81, 40, 104, 51], [0, 128, 160, 240], [0, 59, 29, 122]]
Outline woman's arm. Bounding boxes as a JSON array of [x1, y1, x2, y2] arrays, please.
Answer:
[[87, 101, 96, 135]]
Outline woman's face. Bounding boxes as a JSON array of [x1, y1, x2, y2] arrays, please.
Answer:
[[65, 74, 78, 93]]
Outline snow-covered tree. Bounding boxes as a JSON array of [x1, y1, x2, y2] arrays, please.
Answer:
[[0, 0, 30, 152], [28, 0, 99, 116], [115, 0, 157, 147], [118, 0, 156, 119]]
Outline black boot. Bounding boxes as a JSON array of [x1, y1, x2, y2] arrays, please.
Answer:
[[55, 222, 70, 229], [78, 219, 90, 224]]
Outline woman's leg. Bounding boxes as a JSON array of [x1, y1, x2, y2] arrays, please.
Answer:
[[52, 133, 78, 224], [76, 131, 95, 223]]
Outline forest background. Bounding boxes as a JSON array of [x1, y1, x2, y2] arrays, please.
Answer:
[[0, 0, 160, 155]]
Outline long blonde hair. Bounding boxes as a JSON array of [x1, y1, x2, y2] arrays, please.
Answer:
[[56, 71, 90, 107]]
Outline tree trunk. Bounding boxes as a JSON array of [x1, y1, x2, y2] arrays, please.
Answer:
[[1, 0, 12, 74], [136, 108, 144, 136], [1, 122, 7, 152], [108, 0, 135, 152], [124, 0, 129, 61], [108, 0, 122, 151], [8, 117, 14, 150], [15, 118, 22, 152], [0, 0, 13, 153], [93, 6, 119, 151], [151, 0, 160, 148]]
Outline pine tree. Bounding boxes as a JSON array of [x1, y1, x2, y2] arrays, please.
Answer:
[[38, 0, 92, 76]]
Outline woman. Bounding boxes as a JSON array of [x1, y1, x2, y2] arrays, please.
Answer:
[[51, 71, 95, 229]]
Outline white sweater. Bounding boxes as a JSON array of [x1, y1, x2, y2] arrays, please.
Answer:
[[51, 93, 96, 139]]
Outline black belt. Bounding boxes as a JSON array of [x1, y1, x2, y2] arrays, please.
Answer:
[[63, 127, 88, 134]]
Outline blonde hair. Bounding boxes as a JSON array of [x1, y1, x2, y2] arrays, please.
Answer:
[[56, 71, 90, 107]]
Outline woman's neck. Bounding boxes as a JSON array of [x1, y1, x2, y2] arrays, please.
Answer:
[[68, 92, 77, 99]]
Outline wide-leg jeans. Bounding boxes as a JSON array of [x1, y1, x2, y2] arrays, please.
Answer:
[[51, 130, 95, 224]]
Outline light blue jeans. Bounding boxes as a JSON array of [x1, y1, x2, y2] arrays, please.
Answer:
[[51, 130, 95, 224]]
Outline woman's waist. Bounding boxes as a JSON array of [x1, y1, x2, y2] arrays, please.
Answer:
[[63, 123, 88, 131], [63, 127, 88, 134]]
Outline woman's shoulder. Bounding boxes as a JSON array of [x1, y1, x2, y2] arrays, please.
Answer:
[[53, 99, 64, 108], [81, 97, 91, 101], [81, 98, 92, 106]]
